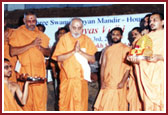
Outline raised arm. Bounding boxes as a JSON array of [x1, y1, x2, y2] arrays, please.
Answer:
[[77, 41, 95, 63], [147, 54, 164, 62], [57, 40, 95, 63], [78, 50, 95, 63], [10, 37, 41, 57], [57, 50, 75, 62], [15, 81, 30, 105]]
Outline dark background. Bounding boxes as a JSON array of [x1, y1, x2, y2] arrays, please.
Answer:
[[4, 4, 164, 28]]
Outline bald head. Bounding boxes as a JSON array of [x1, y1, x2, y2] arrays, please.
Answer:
[[70, 18, 83, 26], [69, 18, 83, 38]]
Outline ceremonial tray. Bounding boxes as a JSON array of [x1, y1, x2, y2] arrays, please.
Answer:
[[17, 76, 47, 83], [135, 55, 151, 60], [128, 55, 151, 61]]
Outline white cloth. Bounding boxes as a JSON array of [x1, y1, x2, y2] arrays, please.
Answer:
[[46, 69, 53, 82], [74, 48, 91, 82], [15, 60, 21, 73], [45, 57, 53, 82]]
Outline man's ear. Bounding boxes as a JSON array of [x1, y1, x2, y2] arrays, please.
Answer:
[[69, 25, 71, 30], [162, 20, 164, 27], [23, 18, 26, 24]]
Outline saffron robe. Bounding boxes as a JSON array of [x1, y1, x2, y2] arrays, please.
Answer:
[[135, 29, 164, 111], [4, 28, 17, 82], [52, 32, 97, 111], [94, 43, 130, 111], [127, 40, 142, 111], [9, 25, 50, 111]]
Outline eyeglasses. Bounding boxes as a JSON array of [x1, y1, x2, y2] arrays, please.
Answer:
[[4, 65, 12, 70]]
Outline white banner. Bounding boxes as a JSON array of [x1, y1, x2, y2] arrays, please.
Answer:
[[37, 13, 148, 51]]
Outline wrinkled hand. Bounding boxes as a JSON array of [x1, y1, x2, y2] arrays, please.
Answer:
[[20, 73, 35, 84], [26, 80, 35, 84], [127, 55, 140, 64], [147, 54, 163, 63], [20, 73, 29, 79], [117, 82, 124, 89], [74, 40, 80, 53]]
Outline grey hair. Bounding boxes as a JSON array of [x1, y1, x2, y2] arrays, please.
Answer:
[[23, 11, 37, 19], [69, 17, 83, 26]]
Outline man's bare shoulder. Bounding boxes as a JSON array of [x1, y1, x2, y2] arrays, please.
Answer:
[[8, 81, 20, 90]]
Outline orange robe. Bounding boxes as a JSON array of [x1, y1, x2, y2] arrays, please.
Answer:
[[52, 32, 97, 111], [4, 83, 23, 111], [4, 28, 17, 82], [127, 40, 142, 111], [9, 25, 50, 111], [135, 29, 164, 111], [94, 43, 130, 111], [127, 67, 142, 111]]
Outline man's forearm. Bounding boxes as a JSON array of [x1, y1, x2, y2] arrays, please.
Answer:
[[10, 37, 42, 57], [57, 50, 75, 62], [10, 44, 33, 57], [21, 81, 29, 105], [57, 48, 95, 63]]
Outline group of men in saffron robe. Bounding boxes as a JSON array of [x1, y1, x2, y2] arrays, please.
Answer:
[[4, 11, 164, 111]]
